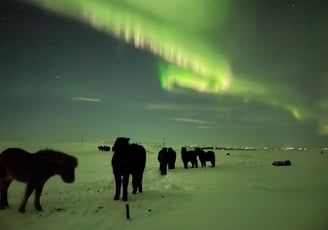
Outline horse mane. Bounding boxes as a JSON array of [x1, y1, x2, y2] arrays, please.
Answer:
[[36, 149, 78, 167]]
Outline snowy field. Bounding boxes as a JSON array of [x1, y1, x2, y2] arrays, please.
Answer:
[[0, 142, 328, 230]]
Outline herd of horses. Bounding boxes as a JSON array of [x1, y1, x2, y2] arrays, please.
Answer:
[[0, 137, 216, 213], [158, 146, 215, 175]]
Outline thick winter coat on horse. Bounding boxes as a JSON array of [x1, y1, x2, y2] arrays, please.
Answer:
[[111, 137, 146, 201], [0, 148, 78, 213]]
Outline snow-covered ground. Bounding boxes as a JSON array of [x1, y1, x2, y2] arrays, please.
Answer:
[[0, 142, 327, 230]]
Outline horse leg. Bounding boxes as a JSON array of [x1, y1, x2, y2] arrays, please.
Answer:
[[183, 160, 188, 169], [114, 174, 121, 200], [0, 179, 11, 209], [122, 174, 129, 201], [132, 174, 138, 194], [132, 173, 143, 194], [160, 163, 167, 175], [3, 180, 12, 208], [138, 173, 143, 193], [19, 183, 35, 213], [0, 178, 5, 209], [195, 158, 198, 168], [34, 181, 46, 211]]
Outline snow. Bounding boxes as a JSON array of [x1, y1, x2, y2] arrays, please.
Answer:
[[1, 142, 328, 230]]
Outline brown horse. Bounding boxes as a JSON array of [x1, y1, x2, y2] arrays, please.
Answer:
[[0, 148, 78, 213]]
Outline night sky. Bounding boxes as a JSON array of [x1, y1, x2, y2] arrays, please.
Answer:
[[0, 0, 327, 146]]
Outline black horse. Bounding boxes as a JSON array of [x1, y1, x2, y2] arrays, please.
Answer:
[[158, 147, 176, 175], [195, 148, 215, 167], [167, 148, 176, 169], [272, 160, 291, 166], [181, 147, 198, 169], [158, 148, 169, 175], [111, 137, 146, 201]]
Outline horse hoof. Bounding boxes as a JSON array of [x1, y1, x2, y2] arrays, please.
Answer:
[[18, 208, 26, 213], [122, 197, 128, 202], [114, 196, 120, 200]]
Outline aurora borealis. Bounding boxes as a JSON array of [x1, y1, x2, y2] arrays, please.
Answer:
[[0, 0, 327, 146]]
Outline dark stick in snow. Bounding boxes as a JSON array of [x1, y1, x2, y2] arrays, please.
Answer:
[[126, 203, 130, 219]]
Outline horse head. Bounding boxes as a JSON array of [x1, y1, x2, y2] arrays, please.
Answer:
[[37, 149, 78, 183], [58, 156, 78, 183], [113, 137, 130, 152]]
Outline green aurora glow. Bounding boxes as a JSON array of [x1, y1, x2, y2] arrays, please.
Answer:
[[25, 0, 327, 135]]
